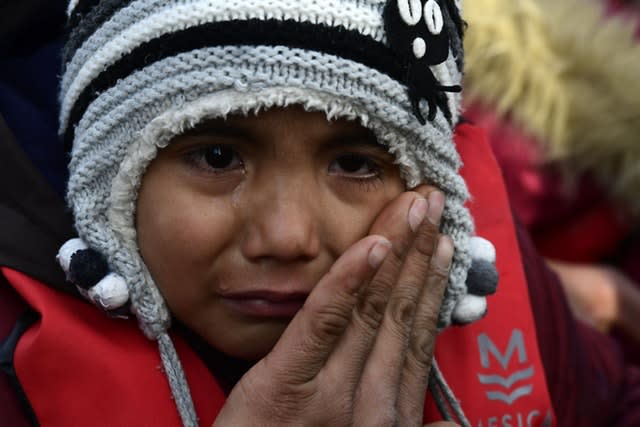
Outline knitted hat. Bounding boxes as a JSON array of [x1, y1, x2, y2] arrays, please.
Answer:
[[58, 1, 497, 425]]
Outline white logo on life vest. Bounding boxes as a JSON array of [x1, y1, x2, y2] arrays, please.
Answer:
[[477, 329, 534, 405], [475, 410, 554, 427]]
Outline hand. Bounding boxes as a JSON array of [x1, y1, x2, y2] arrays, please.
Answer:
[[213, 186, 453, 426], [546, 260, 640, 338]]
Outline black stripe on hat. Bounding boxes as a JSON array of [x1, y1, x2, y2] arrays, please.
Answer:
[[63, 19, 454, 148], [63, 0, 136, 71], [63, 19, 397, 147]]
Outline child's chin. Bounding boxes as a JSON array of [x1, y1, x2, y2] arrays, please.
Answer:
[[212, 324, 288, 361]]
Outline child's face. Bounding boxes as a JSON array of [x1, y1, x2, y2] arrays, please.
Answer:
[[136, 106, 405, 360]]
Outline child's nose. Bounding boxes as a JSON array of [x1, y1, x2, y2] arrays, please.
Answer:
[[241, 181, 321, 263]]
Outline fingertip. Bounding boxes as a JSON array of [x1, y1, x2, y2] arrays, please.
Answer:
[[427, 191, 445, 226], [434, 235, 454, 271], [410, 183, 440, 199], [368, 237, 392, 269], [408, 196, 429, 232]]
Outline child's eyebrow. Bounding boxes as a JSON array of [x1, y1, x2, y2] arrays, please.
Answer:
[[325, 129, 387, 151]]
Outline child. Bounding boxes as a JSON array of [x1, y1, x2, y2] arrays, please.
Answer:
[[1, 1, 638, 426]]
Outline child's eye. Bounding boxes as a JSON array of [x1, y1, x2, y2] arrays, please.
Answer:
[[186, 145, 243, 173], [204, 145, 238, 169], [329, 153, 381, 178]]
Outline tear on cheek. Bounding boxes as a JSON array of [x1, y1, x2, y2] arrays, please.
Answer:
[[231, 180, 246, 208]]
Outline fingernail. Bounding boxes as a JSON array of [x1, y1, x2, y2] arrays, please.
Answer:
[[427, 191, 445, 225], [435, 236, 454, 270], [368, 239, 392, 269], [408, 197, 428, 232]]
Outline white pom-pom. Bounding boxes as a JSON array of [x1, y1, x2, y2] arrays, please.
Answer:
[[469, 236, 496, 263], [88, 273, 129, 310], [56, 238, 89, 273], [452, 294, 487, 324]]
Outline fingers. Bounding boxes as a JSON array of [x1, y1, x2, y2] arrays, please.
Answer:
[[251, 184, 451, 427], [355, 190, 447, 425], [323, 191, 427, 388], [397, 235, 452, 422], [265, 234, 392, 385]]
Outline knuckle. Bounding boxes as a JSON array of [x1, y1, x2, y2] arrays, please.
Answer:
[[303, 297, 353, 342], [355, 285, 388, 331], [428, 262, 450, 281], [388, 291, 418, 329], [414, 297, 442, 333], [389, 238, 411, 262]]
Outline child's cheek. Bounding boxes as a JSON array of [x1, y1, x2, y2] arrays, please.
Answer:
[[318, 181, 405, 260], [136, 162, 239, 299]]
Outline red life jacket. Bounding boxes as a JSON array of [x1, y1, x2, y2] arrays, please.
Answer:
[[425, 123, 556, 426], [3, 123, 555, 427]]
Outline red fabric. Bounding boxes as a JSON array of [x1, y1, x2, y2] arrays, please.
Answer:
[[465, 104, 640, 366], [533, 203, 632, 263], [0, 275, 31, 427], [5, 267, 225, 427], [464, 104, 633, 264], [423, 123, 556, 425]]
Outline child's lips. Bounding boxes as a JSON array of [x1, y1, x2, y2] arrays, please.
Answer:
[[221, 290, 308, 318]]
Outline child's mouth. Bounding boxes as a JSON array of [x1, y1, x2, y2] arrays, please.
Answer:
[[221, 290, 308, 318]]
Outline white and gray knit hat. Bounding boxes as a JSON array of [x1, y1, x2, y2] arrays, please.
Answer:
[[57, 1, 497, 425]]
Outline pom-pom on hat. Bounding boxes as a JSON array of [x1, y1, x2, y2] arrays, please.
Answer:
[[59, 1, 496, 425]]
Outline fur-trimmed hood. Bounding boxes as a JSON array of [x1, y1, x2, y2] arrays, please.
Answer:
[[463, 0, 640, 215]]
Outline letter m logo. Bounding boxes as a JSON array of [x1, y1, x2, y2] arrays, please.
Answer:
[[476, 329, 534, 405], [478, 329, 527, 369]]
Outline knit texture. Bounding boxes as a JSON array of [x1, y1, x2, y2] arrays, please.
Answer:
[[62, 0, 473, 331], [61, 0, 474, 424]]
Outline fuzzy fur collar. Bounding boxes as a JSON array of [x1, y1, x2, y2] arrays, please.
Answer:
[[463, 0, 640, 215]]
